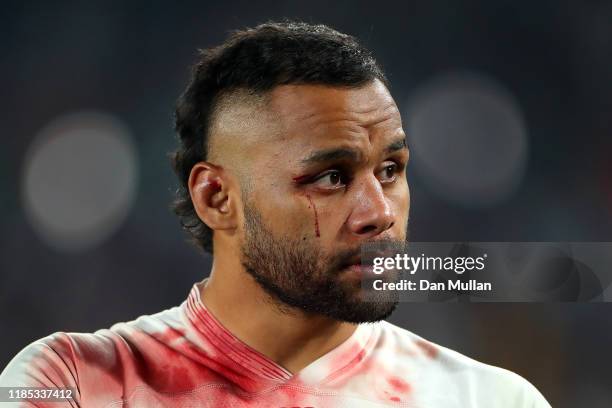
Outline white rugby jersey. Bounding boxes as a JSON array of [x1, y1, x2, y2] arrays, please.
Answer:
[[1, 280, 551, 407]]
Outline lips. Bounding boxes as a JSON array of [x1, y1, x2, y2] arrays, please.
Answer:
[[336, 241, 400, 277], [341, 257, 375, 278], [342, 251, 386, 268]]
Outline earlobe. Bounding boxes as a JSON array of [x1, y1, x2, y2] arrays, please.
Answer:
[[188, 162, 235, 230]]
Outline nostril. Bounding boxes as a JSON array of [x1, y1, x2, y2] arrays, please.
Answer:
[[358, 225, 377, 235]]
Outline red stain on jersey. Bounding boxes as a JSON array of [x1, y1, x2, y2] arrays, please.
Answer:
[[278, 385, 308, 406], [387, 377, 411, 393], [319, 337, 377, 388], [416, 339, 438, 359], [329, 343, 365, 371], [354, 349, 367, 364], [155, 327, 186, 343], [4, 283, 442, 407], [305, 194, 321, 237], [128, 329, 198, 391]]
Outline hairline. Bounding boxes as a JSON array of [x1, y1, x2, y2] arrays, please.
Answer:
[[206, 79, 385, 162]]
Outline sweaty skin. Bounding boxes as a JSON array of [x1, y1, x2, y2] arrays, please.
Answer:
[[188, 79, 410, 373]]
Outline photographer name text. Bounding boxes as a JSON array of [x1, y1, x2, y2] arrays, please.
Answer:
[[372, 279, 492, 292]]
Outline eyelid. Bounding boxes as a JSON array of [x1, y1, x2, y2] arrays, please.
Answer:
[[388, 157, 408, 172], [380, 160, 401, 171], [296, 158, 405, 189], [377, 161, 403, 184], [313, 169, 342, 181], [312, 169, 348, 188], [292, 169, 347, 193]]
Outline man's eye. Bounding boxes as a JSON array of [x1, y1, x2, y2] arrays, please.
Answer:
[[378, 163, 398, 183], [313, 170, 345, 189]]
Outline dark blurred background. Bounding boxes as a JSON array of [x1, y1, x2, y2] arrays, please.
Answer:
[[1, 1, 611, 406]]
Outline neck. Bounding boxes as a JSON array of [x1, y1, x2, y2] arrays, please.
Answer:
[[199, 253, 357, 374]]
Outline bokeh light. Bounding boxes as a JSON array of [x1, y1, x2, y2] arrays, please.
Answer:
[[405, 72, 528, 207], [21, 111, 138, 252]]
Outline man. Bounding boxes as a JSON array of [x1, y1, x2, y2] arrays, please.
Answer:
[[1, 21, 550, 407]]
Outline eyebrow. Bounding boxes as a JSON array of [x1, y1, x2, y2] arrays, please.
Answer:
[[385, 138, 408, 154], [300, 148, 360, 165], [300, 137, 408, 166]]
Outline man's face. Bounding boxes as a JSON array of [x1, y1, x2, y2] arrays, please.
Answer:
[[238, 79, 410, 323]]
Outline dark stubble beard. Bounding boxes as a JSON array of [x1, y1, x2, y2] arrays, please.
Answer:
[[240, 200, 402, 323]]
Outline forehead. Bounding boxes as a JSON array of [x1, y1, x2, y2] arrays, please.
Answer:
[[266, 80, 402, 149]]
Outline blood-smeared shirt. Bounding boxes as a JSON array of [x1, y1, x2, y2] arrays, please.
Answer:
[[1, 281, 550, 407]]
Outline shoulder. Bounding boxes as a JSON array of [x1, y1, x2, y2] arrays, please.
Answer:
[[0, 305, 183, 389], [0, 332, 82, 397], [374, 320, 551, 407]]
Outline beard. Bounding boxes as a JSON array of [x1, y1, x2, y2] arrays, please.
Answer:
[[240, 200, 404, 323]]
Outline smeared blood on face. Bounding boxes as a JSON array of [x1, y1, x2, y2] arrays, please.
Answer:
[[292, 175, 321, 238], [304, 194, 320, 237]]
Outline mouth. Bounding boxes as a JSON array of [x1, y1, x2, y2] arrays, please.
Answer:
[[340, 256, 374, 279], [336, 242, 400, 279]]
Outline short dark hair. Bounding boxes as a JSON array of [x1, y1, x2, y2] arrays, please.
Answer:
[[170, 20, 388, 254]]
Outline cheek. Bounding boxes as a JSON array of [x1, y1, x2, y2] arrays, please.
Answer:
[[306, 196, 358, 248], [287, 193, 343, 241], [252, 187, 317, 237], [391, 183, 410, 220]]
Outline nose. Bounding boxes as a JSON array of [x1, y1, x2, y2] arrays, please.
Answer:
[[346, 175, 395, 238]]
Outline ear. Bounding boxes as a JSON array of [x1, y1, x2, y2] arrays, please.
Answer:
[[188, 162, 236, 231]]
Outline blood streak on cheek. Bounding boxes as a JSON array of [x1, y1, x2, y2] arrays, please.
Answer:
[[292, 175, 321, 238], [304, 194, 321, 237]]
